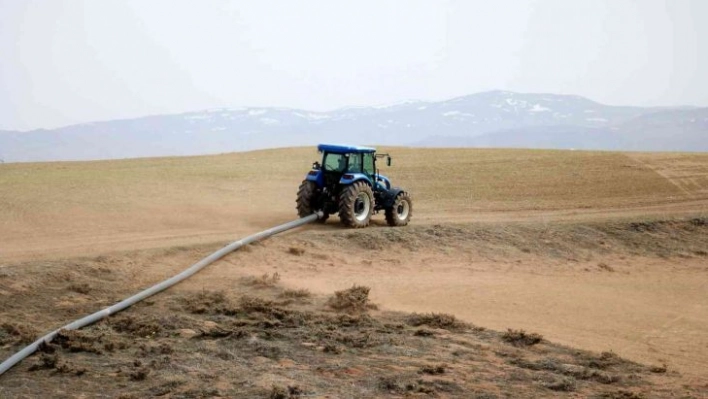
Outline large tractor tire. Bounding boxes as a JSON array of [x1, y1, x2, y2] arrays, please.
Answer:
[[296, 180, 328, 222], [338, 181, 374, 228], [385, 192, 412, 227]]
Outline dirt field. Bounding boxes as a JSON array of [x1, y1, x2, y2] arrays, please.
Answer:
[[2, 148, 706, 262], [1, 148, 707, 397]]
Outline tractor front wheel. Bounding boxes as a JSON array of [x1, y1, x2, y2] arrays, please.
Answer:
[[338, 181, 374, 228], [296, 180, 328, 222], [385, 192, 412, 227]]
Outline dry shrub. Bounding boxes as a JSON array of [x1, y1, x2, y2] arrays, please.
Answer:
[[510, 356, 620, 384], [331, 330, 391, 348], [334, 313, 376, 327], [181, 290, 235, 314], [405, 313, 467, 331], [53, 329, 103, 354], [502, 329, 543, 346], [245, 272, 281, 287], [578, 351, 624, 370], [130, 367, 150, 381], [597, 263, 615, 272], [0, 322, 39, 345], [287, 247, 305, 256], [378, 376, 461, 395], [67, 282, 92, 294], [596, 390, 646, 399], [323, 343, 342, 354], [253, 341, 281, 359], [28, 352, 86, 375], [269, 385, 303, 399], [327, 285, 377, 313], [544, 376, 576, 392], [279, 288, 311, 299], [239, 295, 277, 313], [111, 315, 162, 338], [413, 328, 435, 337], [649, 364, 667, 373], [419, 363, 446, 375]]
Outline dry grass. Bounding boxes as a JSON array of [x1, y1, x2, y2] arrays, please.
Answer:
[[387, 148, 698, 212], [2, 147, 707, 260], [502, 329, 543, 347], [405, 312, 468, 331], [326, 285, 377, 313], [243, 272, 282, 288]]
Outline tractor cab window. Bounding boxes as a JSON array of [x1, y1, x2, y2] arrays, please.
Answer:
[[323, 153, 347, 172], [347, 153, 362, 173], [363, 153, 375, 176]]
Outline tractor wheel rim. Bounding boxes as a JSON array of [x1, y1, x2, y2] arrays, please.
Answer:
[[354, 192, 371, 222], [396, 199, 409, 220]]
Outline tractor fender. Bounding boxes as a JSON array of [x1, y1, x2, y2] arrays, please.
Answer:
[[339, 173, 372, 187], [379, 187, 406, 208], [305, 170, 324, 187], [375, 174, 391, 191]]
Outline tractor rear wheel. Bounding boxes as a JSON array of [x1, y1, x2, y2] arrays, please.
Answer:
[[338, 181, 374, 228], [385, 192, 412, 226], [296, 180, 328, 222]]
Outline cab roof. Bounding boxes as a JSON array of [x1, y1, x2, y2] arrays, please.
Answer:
[[317, 144, 376, 154]]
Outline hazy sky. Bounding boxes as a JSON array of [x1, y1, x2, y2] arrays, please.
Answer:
[[1, 0, 706, 130]]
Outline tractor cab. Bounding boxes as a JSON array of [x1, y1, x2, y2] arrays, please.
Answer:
[[311, 144, 387, 189], [297, 144, 411, 228]]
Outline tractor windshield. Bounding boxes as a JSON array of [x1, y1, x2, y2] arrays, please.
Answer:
[[323, 153, 347, 173]]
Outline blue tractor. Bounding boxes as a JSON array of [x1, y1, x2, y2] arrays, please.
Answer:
[[297, 144, 413, 228]]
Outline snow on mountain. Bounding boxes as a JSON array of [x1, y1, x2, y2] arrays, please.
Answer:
[[0, 91, 705, 162]]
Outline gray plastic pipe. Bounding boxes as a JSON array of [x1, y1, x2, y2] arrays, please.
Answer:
[[0, 212, 322, 377]]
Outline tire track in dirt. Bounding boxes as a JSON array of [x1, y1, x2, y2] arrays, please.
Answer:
[[627, 155, 695, 198], [627, 153, 708, 200]]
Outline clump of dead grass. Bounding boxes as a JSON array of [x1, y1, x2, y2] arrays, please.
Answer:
[[111, 315, 163, 338], [577, 351, 625, 370], [279, 288, 311, 299], [597, 262, 615, 272], [0, 322, 39, 345], [509, 356, 621, 384], [595, 390, 647, 399], [53, 329, 104, 354], [502, 329, 543, 346], [67, 282, 92, 294], [28, 352, 86, 376], [269, 385, 303, 399], [378, 375, 462, 395], [287, 247, 305, 256], [181, 290, 235, 314], [419, 363, 447, 375], [543, 376, 577, 392], [244, 272, 281, 287], [326, 285, 377, 313], [405, 312, 467, 331]]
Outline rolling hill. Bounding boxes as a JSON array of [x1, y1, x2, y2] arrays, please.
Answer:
[[1, 147, 706, 397]]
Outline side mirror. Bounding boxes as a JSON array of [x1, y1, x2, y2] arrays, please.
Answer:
[[387, 156, 392, 167]]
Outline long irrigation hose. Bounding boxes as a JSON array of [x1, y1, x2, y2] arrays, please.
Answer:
[[0, 212, 322, 377]]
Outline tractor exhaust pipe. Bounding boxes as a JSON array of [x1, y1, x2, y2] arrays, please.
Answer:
[[0, 212, 324, 377]]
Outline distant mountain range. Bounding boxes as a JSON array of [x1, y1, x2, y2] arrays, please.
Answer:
[[1, 91, 706, 162]]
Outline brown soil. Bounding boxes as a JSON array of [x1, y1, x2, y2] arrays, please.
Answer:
[[1, 241, 704, 398], [1, 218, 707, 397], [1, 148, 707, 397]]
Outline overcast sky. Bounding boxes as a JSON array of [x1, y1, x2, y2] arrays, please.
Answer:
[[1, 0, 706, 131]]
